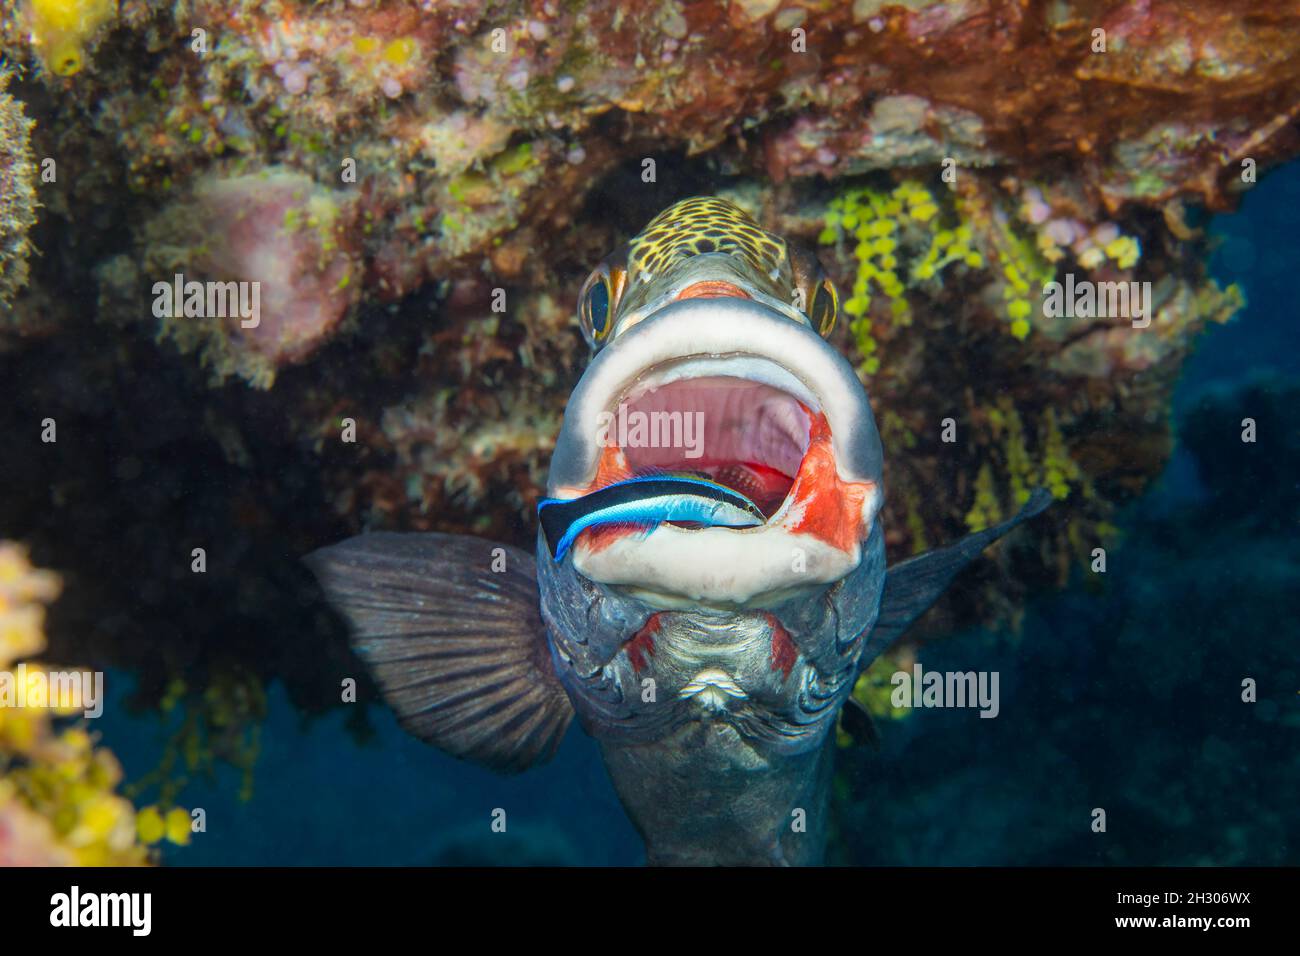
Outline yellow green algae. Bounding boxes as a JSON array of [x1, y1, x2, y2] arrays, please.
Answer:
[[126, 674, 265, 806], [855, 652, 916, 722], [818, 178, 1148, 357], [837, 651, 915, 748], [437, 140, 547, 258], [0, 542, 187, 864], [819, 179, 1050, 374], [135, 802, 194, 846], [819, 181, 946, 374], [0, 69, 36, 307], [964, 400, 1084, 533]]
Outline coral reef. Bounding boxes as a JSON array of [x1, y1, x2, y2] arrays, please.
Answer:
[[20, 0, 118, 77], [0, 0, 1296, 791], [0, 69, 35, 308], [142, 166, 362, 387], [0, 542, 150, 864], [797, 168, 1243, 606], [0, 0, 1291, 354]]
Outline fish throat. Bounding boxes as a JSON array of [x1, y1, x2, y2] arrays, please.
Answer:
[[599, 372, 811, 517]]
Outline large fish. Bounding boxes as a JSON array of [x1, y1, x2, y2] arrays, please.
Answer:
[[307, 197, 1049, 866]]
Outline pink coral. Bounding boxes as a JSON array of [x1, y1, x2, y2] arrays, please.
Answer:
[[192, 169, 360, 372]]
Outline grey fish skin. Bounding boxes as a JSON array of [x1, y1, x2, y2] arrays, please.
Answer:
[[599, 724, 837, 866], [533, 495, 1052, 864], [536, 522, 885, 752], [537, 526, 887, 864], [306, 197, 1051, 866]]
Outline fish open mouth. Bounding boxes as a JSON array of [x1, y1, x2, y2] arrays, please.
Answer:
[[547, 297, 884, 605], [617, 373, 811, 517]]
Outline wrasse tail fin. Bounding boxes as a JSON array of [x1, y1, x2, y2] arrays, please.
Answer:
[[305, 532, 573, 773], [861, 488, 1053, 666]]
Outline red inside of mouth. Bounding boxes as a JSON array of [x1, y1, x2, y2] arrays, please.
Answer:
[[614, 376, 812, 517]]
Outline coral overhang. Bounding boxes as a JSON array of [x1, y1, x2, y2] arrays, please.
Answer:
[[0, 0, 1294, 735]]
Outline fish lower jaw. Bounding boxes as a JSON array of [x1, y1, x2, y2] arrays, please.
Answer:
[[571, 503, 874, 608]]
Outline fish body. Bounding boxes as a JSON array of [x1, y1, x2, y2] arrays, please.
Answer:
[[308, 197, 1049, 865]]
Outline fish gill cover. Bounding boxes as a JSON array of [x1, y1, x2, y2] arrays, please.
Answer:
[[0, 0, 1296, 868]]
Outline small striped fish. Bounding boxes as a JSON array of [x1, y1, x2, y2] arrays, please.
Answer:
[[537, 475, 765, 561]]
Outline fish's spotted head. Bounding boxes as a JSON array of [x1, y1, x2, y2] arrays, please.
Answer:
[[549, 197, 885, 610], [577, 196, 838, 347]]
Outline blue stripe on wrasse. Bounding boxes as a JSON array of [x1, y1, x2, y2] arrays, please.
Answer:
[[537, 475, 765, 561]]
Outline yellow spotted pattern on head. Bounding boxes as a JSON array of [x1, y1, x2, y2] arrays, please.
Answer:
[[627, 197, 789, 285]]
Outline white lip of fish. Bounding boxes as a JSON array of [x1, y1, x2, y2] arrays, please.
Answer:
[[547, 296, 887, 608], [547, 297, 884, 497], [679, 668, 748, 710]]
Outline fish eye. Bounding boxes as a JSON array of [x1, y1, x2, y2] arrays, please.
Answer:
[[787, 243, 837, 337], [578, 260, 625, 347], [810, 277, 838, 336], [587, 280, 609, 335]]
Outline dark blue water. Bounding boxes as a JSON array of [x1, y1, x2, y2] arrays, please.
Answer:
[[101, 675, 642, 865], [1184, 167, 1300, 396], [98, 164, 1299, 867]]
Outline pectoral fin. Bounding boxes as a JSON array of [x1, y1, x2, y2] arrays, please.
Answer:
[[305, 532, 573, 773], [861, 488, 1052, 665]]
